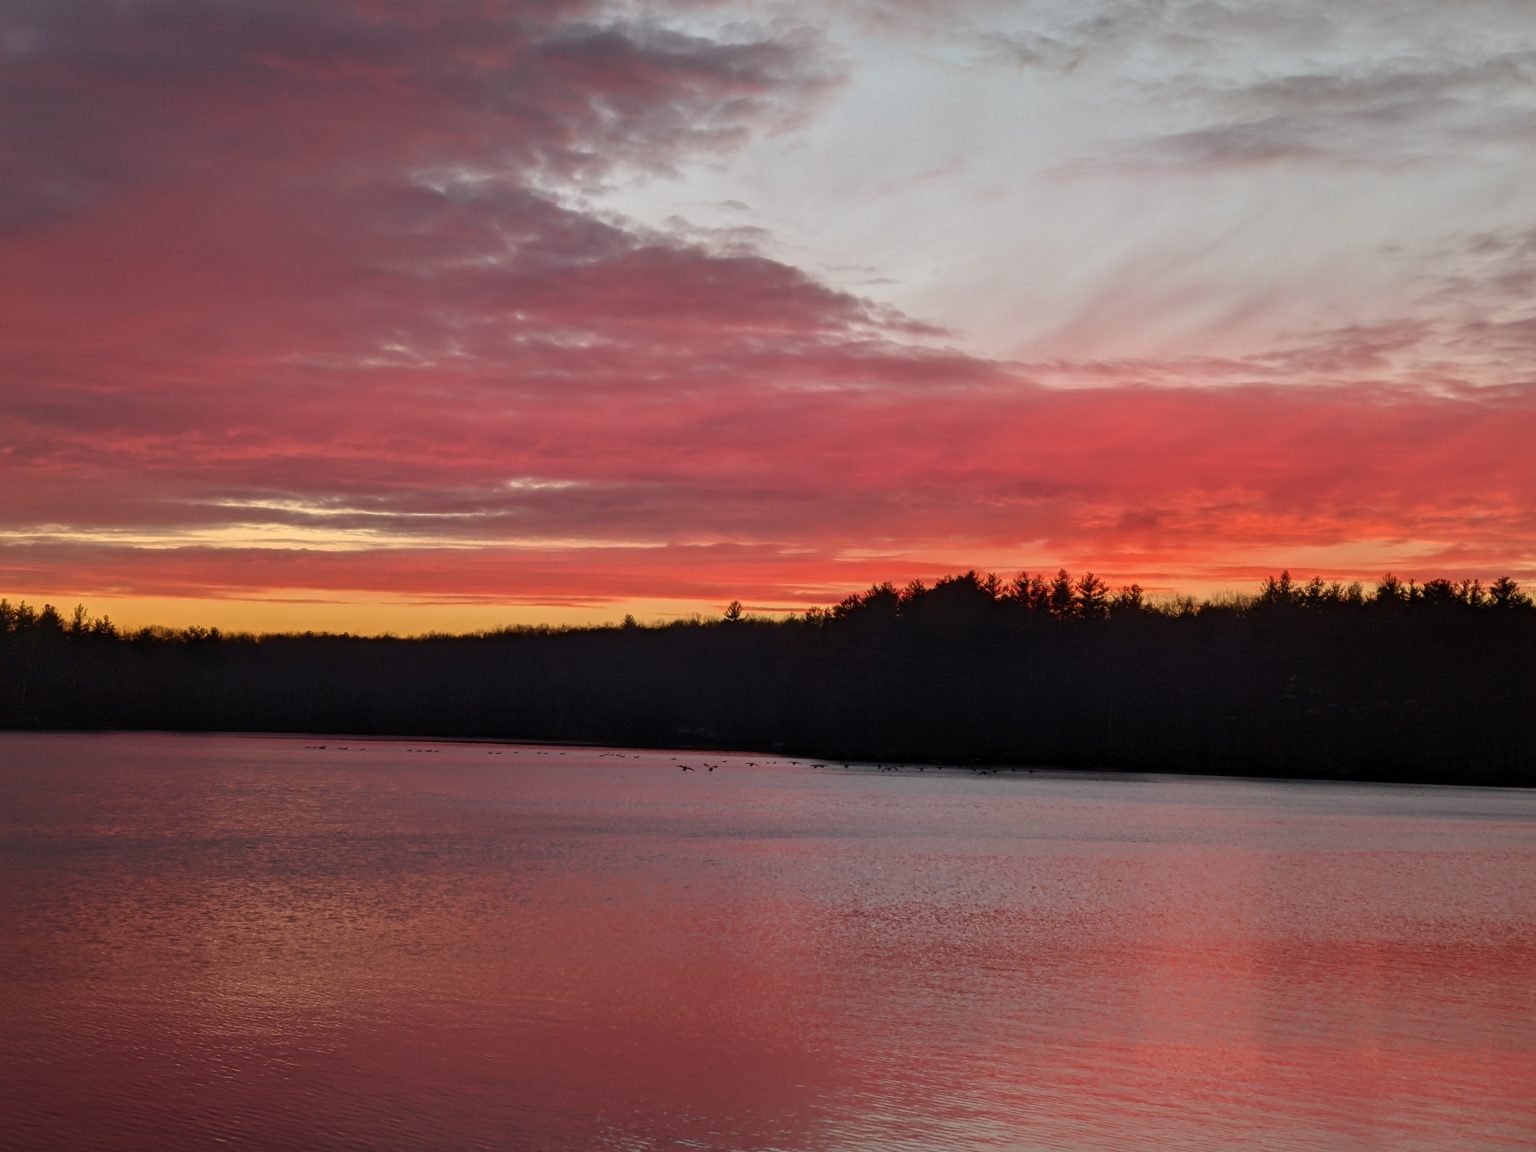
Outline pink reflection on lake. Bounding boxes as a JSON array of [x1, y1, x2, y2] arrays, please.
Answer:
[[3, 733, 1533, 1150]]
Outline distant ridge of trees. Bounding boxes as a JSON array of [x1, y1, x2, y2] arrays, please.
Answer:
[[2, 569, 1532, 787]]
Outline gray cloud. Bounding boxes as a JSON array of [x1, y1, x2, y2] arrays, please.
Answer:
[[1151, 52, 1536, 167], [0, 1, 841, 229], [985, 1, 1536, 170]]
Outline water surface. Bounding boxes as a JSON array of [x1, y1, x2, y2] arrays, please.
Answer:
[[2, 733, 1532, 1150]]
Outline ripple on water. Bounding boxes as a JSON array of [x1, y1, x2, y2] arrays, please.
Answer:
[[2, 732, 1534, 1152]]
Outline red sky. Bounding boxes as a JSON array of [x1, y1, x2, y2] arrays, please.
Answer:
[[4, 1, 1534, 632]]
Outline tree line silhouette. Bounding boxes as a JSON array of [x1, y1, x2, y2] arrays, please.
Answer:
[[2, 569, 1532, 786]]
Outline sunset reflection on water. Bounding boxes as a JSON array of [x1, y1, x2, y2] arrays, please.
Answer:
[[3, 733, 1532, 1151]]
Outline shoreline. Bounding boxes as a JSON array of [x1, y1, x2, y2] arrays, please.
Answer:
[[4, 727, 1529, 791]]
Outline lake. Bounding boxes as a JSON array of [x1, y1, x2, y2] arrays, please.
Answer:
[[2, 732, 1532, 1150]]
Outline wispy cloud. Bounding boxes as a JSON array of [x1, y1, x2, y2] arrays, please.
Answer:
[[3, 0, 1534, 621]]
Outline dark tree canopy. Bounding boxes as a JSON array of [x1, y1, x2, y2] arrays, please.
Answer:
[[2, 570, 1532, 787]]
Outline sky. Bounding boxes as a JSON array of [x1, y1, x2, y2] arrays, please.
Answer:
[[4, 0, 1535, 633]]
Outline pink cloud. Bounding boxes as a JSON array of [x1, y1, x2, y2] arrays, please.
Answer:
[[2, 2, 1533, 621]]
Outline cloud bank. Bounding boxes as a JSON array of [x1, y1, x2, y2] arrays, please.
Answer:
[[2, 0, 1533, 623]]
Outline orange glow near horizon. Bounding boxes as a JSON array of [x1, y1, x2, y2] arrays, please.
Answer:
[[7, 542, 1533, 637], [0, 590, 732, 636]]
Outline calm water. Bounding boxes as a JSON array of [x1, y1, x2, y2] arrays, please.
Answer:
[[1, 733, 1532, 1151]]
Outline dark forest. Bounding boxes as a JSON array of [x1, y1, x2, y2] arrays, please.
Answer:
[[3, 570, 1532, 786]]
